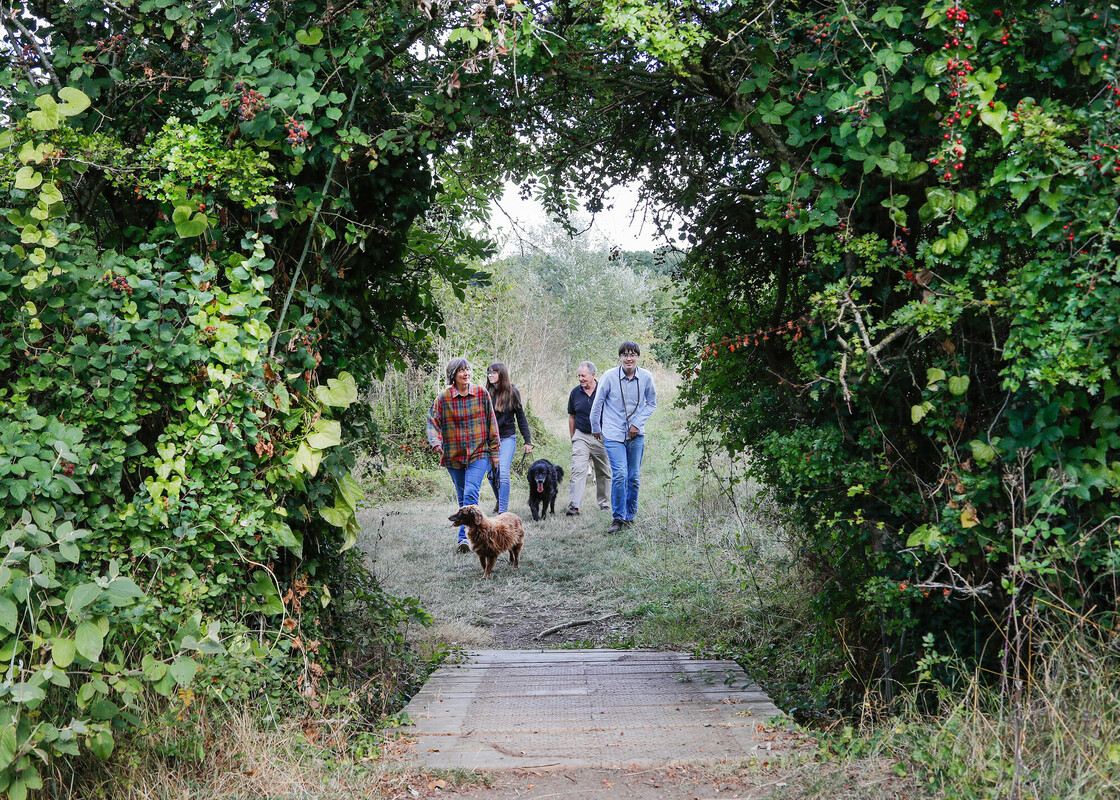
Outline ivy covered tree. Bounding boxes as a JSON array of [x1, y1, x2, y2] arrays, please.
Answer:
[[481, 0, 1120, 704], [0, 0, 533, 792]]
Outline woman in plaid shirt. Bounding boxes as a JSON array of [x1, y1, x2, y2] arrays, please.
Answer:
[[427, 357, 501, 551]]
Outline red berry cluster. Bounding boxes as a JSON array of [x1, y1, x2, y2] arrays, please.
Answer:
[[782, 202, 802, 221], [890, 237, 909, 257], [807, 16, 835, 47], [14, 44, 38, 71], [1088, 139, 1120, 173], [697, 316, 814, 365], [60, 460, 76, 477], [105, 273, 133, 294], [844, 103, 872, 128], [931, 28, 979, 184], [285, 118, 309, 146], [84, 33, 127, 62], [231, 83, 269, 121], [945, 4, 969, 26]]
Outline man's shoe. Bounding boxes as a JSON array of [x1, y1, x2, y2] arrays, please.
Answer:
[[492, 502, 499, 514], [566, 506, 580, 516], [457, 537, 470, 553], [606, 519, 624, 534]]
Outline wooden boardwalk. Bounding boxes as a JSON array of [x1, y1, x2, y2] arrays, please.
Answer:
[[400, 649, 784, 770]]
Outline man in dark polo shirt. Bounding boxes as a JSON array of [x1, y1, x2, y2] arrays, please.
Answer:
[[566, 360, 612, 515]]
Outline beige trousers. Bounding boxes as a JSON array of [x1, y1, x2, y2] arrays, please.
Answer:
[[569, 430, 612, 510]]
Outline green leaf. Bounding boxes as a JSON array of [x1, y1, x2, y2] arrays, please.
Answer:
[[336, 471, 365, 511], [8, 683, 46, 703], [75, 620, 104, 661], [926, 368, 947, 387], [172, 205, 208, 238], [105, 577, 145, 606], [946, 228, 969, 256], [969, 439, 999, 465], [88, 730, 114, 759], [52, 637, 77, 668], [0, 597, 17, 633], [39, 183, 63, 205], [56, 87, 91, 117], [320, 504, 350, 527], [14, 166, 42, 190], [911, 402, 932, 424], [906, 525, 944, 550], [169, 656, 198, 687], [926, 187, 952, 213], [90, 699, 119, 720], [306, 418, 342, 449], [314, 371, 358, 407], [1025, 206, 1056, 236], [141, 654, 168, 681], [67, 583, 100, 618], [28, 95, 59, 131], [948, 375, 970, 396], [295, 28, 323, 45], [0, 724, 17, 770]]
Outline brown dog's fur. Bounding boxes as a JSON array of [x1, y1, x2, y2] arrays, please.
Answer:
[[448, 505, 525, 578]]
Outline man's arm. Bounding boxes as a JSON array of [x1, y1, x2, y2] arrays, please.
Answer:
[[426, 394, 444, 454], [482, 394, 501, 468], [588, 376, 608, 436], [633, 372, 657, 430], [569, 414, 576, 439]]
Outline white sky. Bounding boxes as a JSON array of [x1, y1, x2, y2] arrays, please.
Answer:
[[489, 182, 665, 254]]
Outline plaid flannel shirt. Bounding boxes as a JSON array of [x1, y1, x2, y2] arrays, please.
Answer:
[[427, 384, 500, 469]]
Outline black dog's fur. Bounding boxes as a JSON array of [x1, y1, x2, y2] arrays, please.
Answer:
[[526, 458, 564, 521], [448, 505, 525, 578]]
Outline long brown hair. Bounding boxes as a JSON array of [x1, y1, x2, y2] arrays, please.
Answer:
[[486, 362, 519, 412]]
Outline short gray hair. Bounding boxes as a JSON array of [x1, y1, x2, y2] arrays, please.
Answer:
[[445, 357, 469, 386], [578, 360, 597, 375]]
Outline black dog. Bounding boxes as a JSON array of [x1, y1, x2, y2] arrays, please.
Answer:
[[526, 458, 564, 521]]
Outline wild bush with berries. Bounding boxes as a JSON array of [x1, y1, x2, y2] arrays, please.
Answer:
[[0, 0, 533, 793], [496, 0, 1120, 706], [664, 0, 1120, 702]]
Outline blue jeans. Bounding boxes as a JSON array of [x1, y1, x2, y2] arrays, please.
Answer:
[[603, 435, 645, 522], [488, 436, 517, 513], [447, 457, 491, 541]]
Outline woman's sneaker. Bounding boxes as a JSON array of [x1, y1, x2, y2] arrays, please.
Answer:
[[456, 533, 470, 553]]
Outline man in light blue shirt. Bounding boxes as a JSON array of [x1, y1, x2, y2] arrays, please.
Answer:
[[590, 341, 657, 533]]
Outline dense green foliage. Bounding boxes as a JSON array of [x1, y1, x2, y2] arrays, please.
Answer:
[[0, 0, 529, 793], [478, 0, 1120, 705]]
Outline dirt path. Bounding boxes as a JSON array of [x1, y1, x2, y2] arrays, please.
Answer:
[[358, 498, 650, 651]]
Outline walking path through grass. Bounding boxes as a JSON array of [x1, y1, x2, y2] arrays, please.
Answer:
[[354, 384, 919, 797]]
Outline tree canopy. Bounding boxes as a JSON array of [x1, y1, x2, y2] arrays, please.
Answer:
[[474, 0, 1120, 704]]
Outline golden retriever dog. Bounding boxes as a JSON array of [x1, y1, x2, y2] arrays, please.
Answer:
[[448, 505, 525, 578]]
